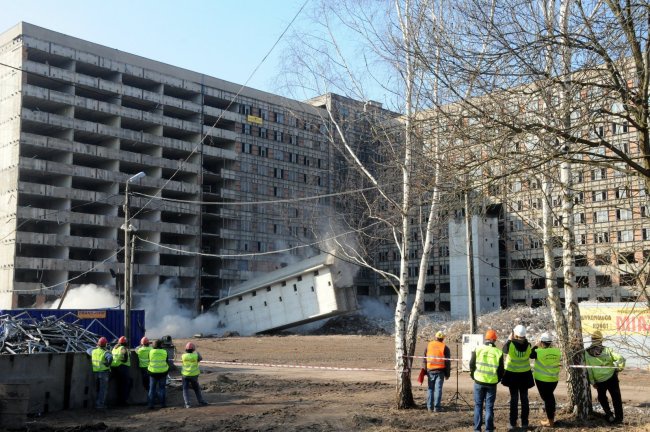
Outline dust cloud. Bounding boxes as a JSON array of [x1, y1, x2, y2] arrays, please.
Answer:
[[136, 278, 220, 339], [44, 281, 220, 339], [48, 284, 120, 309]]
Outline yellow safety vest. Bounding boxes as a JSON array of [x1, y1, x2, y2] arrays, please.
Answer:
[[474, 345, 503, 384], [111, 345, 131, 367], [136, 345, 152, 368], [584, 347, 625, 384], [505, 342, 532, 373], [148, 348, 169, 374], [181, 352, 200, 377], [533, 347, 561, 383], [92, 347, 110, 372]]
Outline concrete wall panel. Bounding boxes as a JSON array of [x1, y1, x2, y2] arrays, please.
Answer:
[[0, 352, 146, 414]]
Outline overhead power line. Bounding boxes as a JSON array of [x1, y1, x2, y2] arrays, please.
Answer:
[[132, 184, 382, 206]]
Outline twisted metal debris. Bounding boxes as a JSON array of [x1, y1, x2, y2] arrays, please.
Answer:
[[0, 311, 103, 354]]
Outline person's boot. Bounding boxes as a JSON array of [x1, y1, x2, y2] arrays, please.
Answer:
[[541, 418, 554, 427]]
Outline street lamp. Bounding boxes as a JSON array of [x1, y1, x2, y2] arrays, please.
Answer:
[[123, 171, 145, 346]]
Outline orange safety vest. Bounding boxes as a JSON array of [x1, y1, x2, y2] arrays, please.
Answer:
[[426, 340, 447, 370]]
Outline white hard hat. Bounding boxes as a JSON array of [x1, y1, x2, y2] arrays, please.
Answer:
[[540, 332, 553, 343], [513, 324, 527, 338]]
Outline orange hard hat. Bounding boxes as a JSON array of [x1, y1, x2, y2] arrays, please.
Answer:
[[485, 329, 497, 341], [185, 342, 195, 351], [141, 337, 150, 345], [118, 336, 127, 345], [98, 337, 108, 347]]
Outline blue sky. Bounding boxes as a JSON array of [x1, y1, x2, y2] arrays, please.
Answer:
[[0, 0, 307, 96]]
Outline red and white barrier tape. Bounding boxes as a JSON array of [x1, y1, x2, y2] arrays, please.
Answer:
[[200, 359, 395, 372], [406, 355, 463, 362], [172, 359, 647, 373]]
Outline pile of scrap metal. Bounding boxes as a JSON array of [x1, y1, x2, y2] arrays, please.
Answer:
[[0, 311, 102, 354]]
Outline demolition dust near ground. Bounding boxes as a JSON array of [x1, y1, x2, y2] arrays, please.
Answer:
[[17, 335, 650, 432]]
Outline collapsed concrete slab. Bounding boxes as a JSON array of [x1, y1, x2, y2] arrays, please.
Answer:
[[211, 254, 358, 335]]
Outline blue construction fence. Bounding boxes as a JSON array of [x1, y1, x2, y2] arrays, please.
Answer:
[[0, 308, 145, 348]]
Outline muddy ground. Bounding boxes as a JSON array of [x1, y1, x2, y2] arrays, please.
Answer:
[[16, 335, 650, 431]]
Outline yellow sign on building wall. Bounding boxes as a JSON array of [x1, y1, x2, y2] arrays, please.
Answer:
[[247, 115, 263, 125], [580, 303, 650, 335], [77, 310, 107, 319]]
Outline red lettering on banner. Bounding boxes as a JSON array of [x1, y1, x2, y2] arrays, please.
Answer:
[[616, 316, 631, 331], [616, 315, 650, 332], [638, 316, 647, 332]]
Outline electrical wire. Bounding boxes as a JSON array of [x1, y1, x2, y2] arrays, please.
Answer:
[[0, 247, 124, 293], [0, 1, 314, 292], [128, 0, 311, 223], [131, 183, 382, 206], [134, 219, 383, 258], [0, 192, 122, 242]]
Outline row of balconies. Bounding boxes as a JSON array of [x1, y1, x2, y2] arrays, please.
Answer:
[[24, 61, 205, 113], [22, 60, 309, 133], [21, 108, 231, 159], [510, 286, 634, 300], [23, 84, 243, 135], [19, 156, 200, 195], [21, 132, 202, 175], [19, 180, 203, 216], [16, 232, 117, 249], [17, 207, 200, 236], [25, 37, 232, 99]]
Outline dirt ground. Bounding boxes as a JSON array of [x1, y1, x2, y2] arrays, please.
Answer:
[[17, 335, 650, 431]]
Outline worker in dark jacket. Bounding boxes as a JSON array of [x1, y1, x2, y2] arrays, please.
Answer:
[[502, 325, 535, 430], [470, 329, 504, 432], [422, 331, 451, 413]]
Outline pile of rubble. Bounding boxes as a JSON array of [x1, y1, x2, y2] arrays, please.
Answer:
[[308, 306, 554, 342], [308, 314, 390, 336], [418, 306, 554, 343], [0, 312, 101, 354]]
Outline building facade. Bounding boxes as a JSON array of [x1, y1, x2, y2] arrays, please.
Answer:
[[0, 23, 332, 309], [0, 22, 646, 315]]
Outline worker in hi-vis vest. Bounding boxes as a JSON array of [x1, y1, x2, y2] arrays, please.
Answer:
[[470, 329, 504, 432], [530, 332, 561, 427], [147, 339, 171, 409], [136, 337, 152, 391], [585, 330, 626, 424], [87, 337, 112, 409], [501, 325, 535, 431], [110, 336, 132, 406], [422, 331, 451, 413], [181, 342, 209, 408]]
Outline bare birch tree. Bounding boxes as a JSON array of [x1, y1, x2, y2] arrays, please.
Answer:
[[280, 0, 457, 408]]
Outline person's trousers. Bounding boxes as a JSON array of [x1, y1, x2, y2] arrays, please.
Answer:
[[473, 383, 496, 432], [94, 371, 110, 409], [139, 367, 150, 391], [111, 365, 131, 405], [182, 375, 207, 406], [535, 380, 558, 420], [595, 373, 623, 421], [508, 384, 529, 426], [427, 370, 445, 411], [148, 373, 168, 407]]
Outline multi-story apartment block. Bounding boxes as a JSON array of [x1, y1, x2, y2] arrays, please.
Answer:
[[0, 22, 645, 316], [0, 23, 331, 309]]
